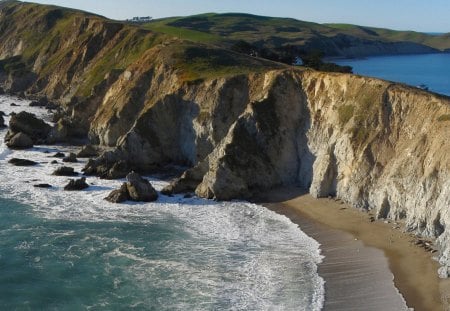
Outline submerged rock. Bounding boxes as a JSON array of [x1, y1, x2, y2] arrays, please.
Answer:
[[6, 132, 34, 149], [8, 158, 38, 166], [52, 166, 78, 176], [53, 152, 65, 158], [64, 177, 89, 191], [0, 114, 5, 128], [34, 183, 52, 188]]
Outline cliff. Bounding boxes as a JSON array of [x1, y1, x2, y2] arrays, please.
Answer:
[[0, 1, 449, 276]]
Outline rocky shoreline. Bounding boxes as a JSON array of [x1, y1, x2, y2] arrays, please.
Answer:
[[0, 1, 448, 279]]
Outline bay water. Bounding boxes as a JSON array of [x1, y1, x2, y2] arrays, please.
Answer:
[[0, 95, 324, 310], [335, 53, 450, 96]]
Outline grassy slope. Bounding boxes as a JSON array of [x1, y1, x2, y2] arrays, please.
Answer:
[[0, 2, 282, 96], [143, 13, 450, 51]]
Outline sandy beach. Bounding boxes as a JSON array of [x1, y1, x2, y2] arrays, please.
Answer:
[[259, 188, 450, 311]]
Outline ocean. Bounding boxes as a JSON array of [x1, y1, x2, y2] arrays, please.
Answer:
[[0, 95, 324, 310], [334, 53, 450, 96]]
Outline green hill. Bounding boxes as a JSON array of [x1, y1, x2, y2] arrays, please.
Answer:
[[142, 13, 450, 57]]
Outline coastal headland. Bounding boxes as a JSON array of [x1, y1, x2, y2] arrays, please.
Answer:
[[0, 1, 449, 309]]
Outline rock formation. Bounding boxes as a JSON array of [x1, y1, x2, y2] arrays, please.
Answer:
[[5, 111, 51, 144], [0, 1, 449, 275], [8, 158, 38, 166], [105, 172, 158, 203], [6, 132, 34, 149], [77, 145, 99, 158], [105, 183, 130, 203], [64, 177, 89, 191], [52, 166, 78, 176]]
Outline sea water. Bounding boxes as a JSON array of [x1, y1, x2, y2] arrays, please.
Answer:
[[0, 95, 324, 310], [335, 53, 450, 96]]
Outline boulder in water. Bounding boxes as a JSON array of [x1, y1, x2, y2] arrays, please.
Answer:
[[105, 183, 130, 203], [126, 172, 158, 202], [6, 132, 33, 149], [64, 177, 89, 191], [105, 172, 158, 203], [52, 166, 78, 176], [34, 183, 52, 188], [8, 158, 38, 166], [8, 111, 51, 143], [53, 152, 65, 158]]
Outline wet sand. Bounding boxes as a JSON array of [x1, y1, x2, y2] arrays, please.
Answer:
[[259, 188, 450, 311]]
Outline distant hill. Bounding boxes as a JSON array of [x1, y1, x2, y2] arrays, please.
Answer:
[[143, 13, 450, 58]]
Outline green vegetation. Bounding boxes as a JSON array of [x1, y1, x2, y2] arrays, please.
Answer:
[[143, 13, 450, 59], [143, 19, 221, 43], [77, 29, 162, 96], [437, 114, 450, 122], [172, 44, 283, 81]]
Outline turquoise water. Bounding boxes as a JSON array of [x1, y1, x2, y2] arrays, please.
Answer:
[[0, 95, 324, 310], [335, 53, 450, 96]]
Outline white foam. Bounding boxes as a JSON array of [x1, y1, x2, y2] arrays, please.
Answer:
[[0, 95, 325, 310]]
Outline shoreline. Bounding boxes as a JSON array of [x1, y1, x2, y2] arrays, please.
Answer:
[[258, 188, 450, 311]]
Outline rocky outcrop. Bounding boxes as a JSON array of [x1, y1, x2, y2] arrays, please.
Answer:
[[6, 111, 51, 143], [83, 69, 450, 274], [125, 172, 158, 202], [52, 166, 78, 176], [6, 132, 33, 149], [105, 172, 158, 203], [105, 183, 129, 203], [8, 158, 37, 166], [64, 177, 89, 191], [77, 144, 99, 158], [0, 1, 449, 275]]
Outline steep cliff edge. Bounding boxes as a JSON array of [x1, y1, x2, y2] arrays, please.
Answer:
[[85, 66, 450, 276], [0, 2, 449, 276]]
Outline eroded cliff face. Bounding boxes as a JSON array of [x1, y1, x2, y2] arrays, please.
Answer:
[[83, 68, 450, 275], [0, 2, 449, 275]]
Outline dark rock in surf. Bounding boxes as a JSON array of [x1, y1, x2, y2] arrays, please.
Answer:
[[126, 172, 158, 202], [7, 111, 51, 143], [105, 183, 130, 203], [6, 132, 33, 149], [52, 166, 78, 176], [64, 177, 89, 191], [34, 183, 52, 188], [8, 158, 38, 166]]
